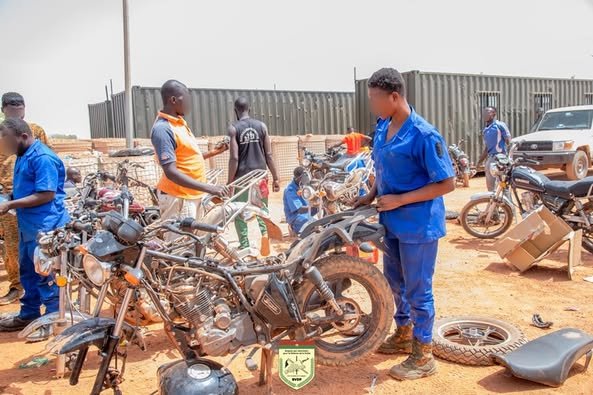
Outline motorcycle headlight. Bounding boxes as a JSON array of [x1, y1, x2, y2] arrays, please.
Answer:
[[33, 247, 57, 277], [82, 254, 113, 286], [301, 186, 315, 200], [301, 158, 311, 167], [489, 162, 502, 177]]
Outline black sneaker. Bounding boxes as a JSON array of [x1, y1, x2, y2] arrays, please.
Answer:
[[0, 316, 34, 332], [0, 288, 24, 306]]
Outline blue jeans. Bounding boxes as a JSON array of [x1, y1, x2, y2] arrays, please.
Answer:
[[18, 238, 59, 320], [383, 237, 438, 344]]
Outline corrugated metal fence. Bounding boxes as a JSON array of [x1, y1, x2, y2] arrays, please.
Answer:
[[356, 71, 593, 162], [89, 87, 355, 139]]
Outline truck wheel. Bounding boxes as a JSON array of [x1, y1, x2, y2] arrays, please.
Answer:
[[566, 150, 589, 180]]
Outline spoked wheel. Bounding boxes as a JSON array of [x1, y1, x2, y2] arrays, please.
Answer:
[[433, 316, 527, 366], [295, 255, 393, 366], [460, 197, 513, 238]]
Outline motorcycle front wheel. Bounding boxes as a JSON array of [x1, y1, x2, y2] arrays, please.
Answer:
[[460, 197, 513, 239], [295, 255, 393, 366]]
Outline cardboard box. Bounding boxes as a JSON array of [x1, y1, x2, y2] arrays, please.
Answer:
[[495, 206, 573, 272]]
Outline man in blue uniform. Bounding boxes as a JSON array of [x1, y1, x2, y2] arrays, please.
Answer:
[[283, 166, 313, 235], [357, 68, 455, 380], [0, 118, 69, 332], [477, 106, 511, 191]]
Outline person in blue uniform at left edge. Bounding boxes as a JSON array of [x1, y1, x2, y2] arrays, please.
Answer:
[[0, 118, 69, 332], [356, 68, 455, 380]]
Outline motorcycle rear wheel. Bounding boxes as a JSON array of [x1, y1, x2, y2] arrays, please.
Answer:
[[295, 255, 393, 367], [460, 197, 513, 239]]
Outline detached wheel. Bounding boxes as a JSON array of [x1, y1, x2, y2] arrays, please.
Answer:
[[433, 316, 527, 366], [566, 150, 589, 180]]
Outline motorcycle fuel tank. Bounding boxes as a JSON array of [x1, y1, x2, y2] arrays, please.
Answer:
[[511, 166, 549, 193], [157, 358, 238, 395]]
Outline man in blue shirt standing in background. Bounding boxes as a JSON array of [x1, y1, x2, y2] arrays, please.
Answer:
[[477, 106, 511, 191], [0, 118, 69, 332], [357, 68, 455, 380]]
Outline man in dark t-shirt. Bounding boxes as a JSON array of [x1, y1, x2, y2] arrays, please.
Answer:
[[228, 97, 280, 256]]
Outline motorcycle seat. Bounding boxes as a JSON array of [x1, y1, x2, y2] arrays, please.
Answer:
[[328, 157, 353, 170], [491, 328, 593, 387], [544, 176, 593, 199]]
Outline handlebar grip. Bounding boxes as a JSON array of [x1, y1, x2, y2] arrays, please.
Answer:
[[179, 217, 222, 234], [71, 221, 93, 233], [100, 173, 116, 182], [84, 198, 102, 207]]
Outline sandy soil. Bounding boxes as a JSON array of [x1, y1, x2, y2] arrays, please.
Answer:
[[1, 172, 593, 395]]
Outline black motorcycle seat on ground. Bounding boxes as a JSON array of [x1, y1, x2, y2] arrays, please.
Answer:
[[544, 177, 593, 199], [491, 328, 593, 387]]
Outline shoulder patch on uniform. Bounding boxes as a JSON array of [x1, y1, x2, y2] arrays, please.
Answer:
[[435, 141, 443, 158]]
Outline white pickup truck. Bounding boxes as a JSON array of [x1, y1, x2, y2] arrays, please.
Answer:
[[513, 105, 593, 180]]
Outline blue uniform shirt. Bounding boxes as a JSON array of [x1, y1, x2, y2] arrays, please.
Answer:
[[13, 140, 70, 242], [372, 108, 455, 243], [483, 120, 511, 155], [283, 180, 311, 234]]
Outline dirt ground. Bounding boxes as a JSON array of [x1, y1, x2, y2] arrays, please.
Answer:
[[1, 172, 593, 395]]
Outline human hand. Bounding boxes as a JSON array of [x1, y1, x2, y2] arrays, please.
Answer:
[[210, 185, 231, 198], [354, 194, 374, 208], [376, 194, 404, 212], [273, 180, 280, 193], [0, 201, 11, 215]]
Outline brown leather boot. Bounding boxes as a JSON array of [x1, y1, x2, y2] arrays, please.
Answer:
[[377, 324, 413, 354], [389, 338, 437, 380]]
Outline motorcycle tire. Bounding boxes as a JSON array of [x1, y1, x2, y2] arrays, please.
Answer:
[[460, 197, 513, 239], [295, 255, 393, 367], [462, 173, 470, 188], [433, 316, 527, 366]]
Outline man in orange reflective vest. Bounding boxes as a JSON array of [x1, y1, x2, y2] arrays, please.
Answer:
[[151, 80, 229, 222]]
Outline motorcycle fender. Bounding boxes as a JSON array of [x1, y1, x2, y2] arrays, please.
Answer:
[[47, 317, 145, 355], [469, 192, 513, 207], [18, 311, 92, 339]]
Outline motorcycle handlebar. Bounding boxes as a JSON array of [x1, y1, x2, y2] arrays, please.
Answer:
[[71, 220, 93, 234], [179, 218, 222, 234]]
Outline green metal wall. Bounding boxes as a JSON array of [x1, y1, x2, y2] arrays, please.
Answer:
[[356, 71, 593, 161], [90, 87, 354, 139]]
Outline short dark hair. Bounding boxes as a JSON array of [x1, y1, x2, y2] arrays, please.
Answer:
[[367, 68, 406, 96], [0, 117, 32, 137], [293, 166, 305, 178], [1, 92, 25, 108], [234, 96, 250, 113], [160, 80, 187, 103]]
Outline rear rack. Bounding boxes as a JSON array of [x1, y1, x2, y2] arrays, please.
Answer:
[[202, 169, 269, 228]]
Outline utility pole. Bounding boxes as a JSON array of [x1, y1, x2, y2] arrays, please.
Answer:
[[123, 0, 133, 148]]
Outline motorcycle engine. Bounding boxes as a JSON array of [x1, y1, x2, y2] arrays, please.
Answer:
[[169, 282, 257, 357]]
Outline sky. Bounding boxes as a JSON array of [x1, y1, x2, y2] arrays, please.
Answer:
[[1, 0, 592, 138]]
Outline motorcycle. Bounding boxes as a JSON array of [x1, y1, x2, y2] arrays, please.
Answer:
[[459, 144, 593, 252], [300, 146, 351, 180], [47, 206, 392, 395], [299, 152, 373, 218], [448, 139, 476, 188]]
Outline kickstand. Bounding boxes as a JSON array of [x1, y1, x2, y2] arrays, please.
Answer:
[[258, 348, 275, 395]]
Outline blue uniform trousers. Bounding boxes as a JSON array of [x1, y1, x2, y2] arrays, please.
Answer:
[[383, 236, 438, 343], [18, 238, 59, 320]]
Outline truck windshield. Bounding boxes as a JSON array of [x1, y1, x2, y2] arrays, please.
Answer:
[[537, 110, 593, 131]]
